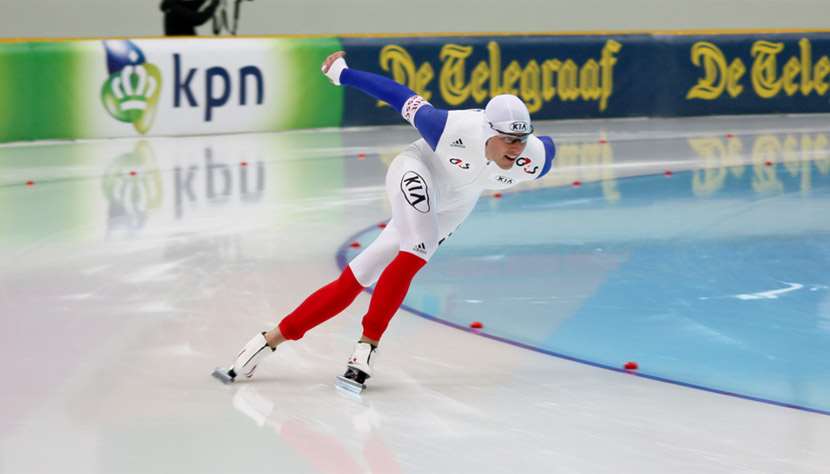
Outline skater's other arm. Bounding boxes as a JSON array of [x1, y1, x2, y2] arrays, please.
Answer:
[[322, 51, 447, 151], [536, 135, 556, 179]]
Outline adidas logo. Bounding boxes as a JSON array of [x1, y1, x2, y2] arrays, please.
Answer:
[[450, 138, 465, 148], [412, 242, 427, 254]]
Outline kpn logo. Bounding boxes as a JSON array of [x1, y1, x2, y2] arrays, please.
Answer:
[[101, 40, 162, 134]]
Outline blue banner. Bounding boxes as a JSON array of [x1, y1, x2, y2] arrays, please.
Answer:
[[341, 32, 830, 126], [659, 33, 830, 116]]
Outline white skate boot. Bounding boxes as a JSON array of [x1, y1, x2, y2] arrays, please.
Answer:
[[335, 341, 377, 394], [212, 332, 275, 384]]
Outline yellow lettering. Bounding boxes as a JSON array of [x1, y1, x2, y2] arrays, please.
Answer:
[[814, 57, 830, 95], [687, 42, 729, 100], [439, 44, 474, 106], [488, 41, 502, 97], [542, 59, 561, 101], [384, 40, 620, 113], [379, 45, 433, 106], [559, 60, 579, 101], [599, 40, 621, 112], [782, 57, 800, 96], [470, 61, 489, 103], [800, 38, 814, 95], [520, 60, 543, 113], [751, 41, 785, 99], [580, 59, 602, 101], [502, 61, 522, 96], [727, 59, 745, 97], [417, 64, 434, 100]]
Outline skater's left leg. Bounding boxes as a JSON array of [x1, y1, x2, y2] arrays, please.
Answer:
[[358, 200, 477, 344], [360, 250, 427, 343], [336, 153, 438, 393]]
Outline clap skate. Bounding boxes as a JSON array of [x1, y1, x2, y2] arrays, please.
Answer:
[[212, 332, 275, 384], [335, 341, 377, 394]]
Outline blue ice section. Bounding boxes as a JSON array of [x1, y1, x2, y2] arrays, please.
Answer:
[[339, 162, 830, 414]]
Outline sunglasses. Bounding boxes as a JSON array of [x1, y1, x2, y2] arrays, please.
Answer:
[[497, 133, 530, 145], [490, 121, 533, 144]]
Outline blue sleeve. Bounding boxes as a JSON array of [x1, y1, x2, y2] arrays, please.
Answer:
[[536, 136, 556, 179], [413, 106, 447, 150], [340, 68, 413, 110], [340, 68, 448, 151]]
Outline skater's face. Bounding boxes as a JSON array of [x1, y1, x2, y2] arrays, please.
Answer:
[[486, 134, 528, 170]]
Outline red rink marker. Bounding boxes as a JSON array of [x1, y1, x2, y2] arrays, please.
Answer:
[[572, 180, 582, 187], [350, 241, 361, 249], [357, 152, 366, 160], [765, 160, 773, 166], [377, 223, 387, 229], [240, 161, 248, 167], [664, 170, 673, 177], [726, 133, 735, 138], [26, 180, 34, 187], [598, 138, 608, 144], [493, 192, 503, 199], [129, 171, 137, 176], [624, 361, 639, 371], [470, 321, 484, 329]]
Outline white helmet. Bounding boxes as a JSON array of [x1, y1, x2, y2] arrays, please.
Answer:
[[485, 94, 533, 136]]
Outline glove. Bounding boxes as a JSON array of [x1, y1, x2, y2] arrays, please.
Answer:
[[322, 54, 348, 86]]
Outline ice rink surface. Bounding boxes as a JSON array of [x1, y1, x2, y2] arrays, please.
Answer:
[[1, 115, 829, 473]]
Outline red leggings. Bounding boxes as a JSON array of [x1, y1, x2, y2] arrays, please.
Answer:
[[278, 251, 426, 342]]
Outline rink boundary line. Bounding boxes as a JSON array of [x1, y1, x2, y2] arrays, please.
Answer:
[[335, 176, 830, 418], [2, 28, 830, 43]]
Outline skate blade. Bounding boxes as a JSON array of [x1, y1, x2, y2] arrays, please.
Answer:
[[335, 375, 366, 395], [212, 367, 235, 384]]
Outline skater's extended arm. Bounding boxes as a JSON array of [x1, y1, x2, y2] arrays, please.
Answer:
[[322, 51, 447, 150]]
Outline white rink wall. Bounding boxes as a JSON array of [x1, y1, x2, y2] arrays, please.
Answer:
[[1, 0, 829, 38]]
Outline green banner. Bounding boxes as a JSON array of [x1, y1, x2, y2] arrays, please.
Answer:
[[0, 37, 343, 143]]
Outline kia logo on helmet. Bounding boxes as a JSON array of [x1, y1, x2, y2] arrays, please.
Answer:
[[511, 122, 529, 132]]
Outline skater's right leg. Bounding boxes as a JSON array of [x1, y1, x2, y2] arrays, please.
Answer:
[[276, 265, 364, 341]]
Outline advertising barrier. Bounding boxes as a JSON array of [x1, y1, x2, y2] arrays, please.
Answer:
[[0, 37, 341, 142], [1, 31, 829, 143], [341, 32, 830, 125]]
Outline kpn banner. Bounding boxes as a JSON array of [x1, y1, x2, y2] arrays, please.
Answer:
[[0, 37, 342, 142]]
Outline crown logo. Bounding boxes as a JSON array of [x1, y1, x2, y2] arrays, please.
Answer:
[[100, 40, 162, 134]]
